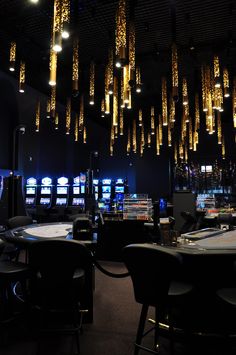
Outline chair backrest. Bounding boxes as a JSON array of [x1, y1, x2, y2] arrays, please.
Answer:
[[73, 217, 93, 240], [122, 243, 183, 307], [7, 215, 33, 229], [28, 239, 92, 308]]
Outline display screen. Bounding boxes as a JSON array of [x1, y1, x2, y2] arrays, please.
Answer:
[[94, 186, 98, 192], [56, 198, 67, 206], [80, 185, 85, 194], [95, 193, 98, 200], [115, 186, 124, 193], [72, 198, 85, 206], [159, 198, 167, 212], [40, 197, 50, 205], [57, 186, 68, 195], [102, 179, 111, 185], [201, 165, 213, 173], [116, 178, 124, 184], [102, 186, 111, 193], [26, 187, 36, 195], [116, 193, 124, 201], [25, 197, 35, 205], [41, 186, 51, 195], [73, 186, 80, 194], [102, 193, 110, 200], [93, 179, 99, 185]]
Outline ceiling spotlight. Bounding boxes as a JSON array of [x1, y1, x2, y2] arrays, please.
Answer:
[[136, 84, 142, 93], [9, 66, 15, 72], [52, 32, 62, 52], [62, 31, 70, 39], [30, 0, 39, 3], [53, 44, 62, 52], [89, 100, 95, 105], [115, 60, 121, 68], [108, 84, 113, 95]]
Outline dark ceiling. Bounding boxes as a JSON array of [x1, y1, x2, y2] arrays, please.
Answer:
[[0, 0, 235, 122]]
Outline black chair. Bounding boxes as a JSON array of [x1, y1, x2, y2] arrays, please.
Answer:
[[179, 211, 197, 234], [122, 243, 193, 355], [6, 215, 33, 230], [28, 239, 93, 355]]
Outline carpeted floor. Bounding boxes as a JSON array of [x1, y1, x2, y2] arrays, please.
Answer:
[[0, 261, 236, 355]]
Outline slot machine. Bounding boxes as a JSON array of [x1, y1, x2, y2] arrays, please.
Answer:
[[93, 179, 99, 201], [70, 176, 85, 211], [80, 173, 86, 195], [101, 179, 112, 211], [37, 177, 53, 208], [114, 178, 125, 211], [25, 177, 37, 210], [54, 176, 69, 207]]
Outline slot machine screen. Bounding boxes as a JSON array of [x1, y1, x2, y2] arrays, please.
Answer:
[[26, 187, 36, 195], [116, 193, 124, 201], [94, 186, 98, 192], [98, 201, 106, 210], [95, 193, 98, 200], [102, 193, 110, 200], [73, 186, 80, 194], [40, 197, 50, 205], [80, 185, 85, 194], [41, 186, 51, 195], [72, 198, 85, 206], [116, 178, 124, 184], [102, 186, 111, 193], [102, 179, 111, 185], [115, 186, 124, 193], [56, 198, 67, 206], [25, 197, 35, 205], [159, 198, 167, 216], [57, 186, 68, 195]]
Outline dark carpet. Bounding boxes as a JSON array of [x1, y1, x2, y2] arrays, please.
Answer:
[[0, 261, 236, 355]]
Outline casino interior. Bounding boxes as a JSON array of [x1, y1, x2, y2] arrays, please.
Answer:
[[0, 0, 236, 354]]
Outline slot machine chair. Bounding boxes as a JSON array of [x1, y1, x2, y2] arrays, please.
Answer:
[[72, 216, 93, 241], [122, 244, 193, 355], [28, 239, 93, 354]]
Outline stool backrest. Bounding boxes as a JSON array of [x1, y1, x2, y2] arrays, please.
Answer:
[[123, 243, 182, 307]]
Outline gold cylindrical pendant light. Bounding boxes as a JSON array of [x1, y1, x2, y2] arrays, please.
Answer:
[[61, 0, 70, 39], [119, 108, 124, 136], [222, 136, 225, 159], [132, 119, 137, 153], [223, 68, 230, 98], [105, 65, 110, 114], [50, 86, 56, 119], [52, 0, 62, 52], [55, 112, 59, 130], [168, 121, 172, 147], [129, 20, 135, 85], [136, 66, 142, 93], [217, 111, 222, 144], [127, 127, 131, 155], [65, 98, 71, 135], [74, 113, 79, 142], [156, 126, 160, 156], [72, 38, 79, 95], [162, 77, 168, 126], [151, 106, 155, 135], [182, 77, 188, 105], [49, 47, 57, 86], [195, 93, 200, 131], [169, 98, 175, 123], [213, 55, 221, 88], [115, 0, 126, 67], [123, 64, 129, 104], [101, 98, 105, 117], [19, 61, 25, 93], [9, 41, 16, 72], [147, 132, 151, 148], [113, 77, 118, 126], [46, 98, 51, 118], [159, 115, 163, 145], [138, 109, 143, 127], [108, 49, 114, 95], [189, 116, 193, 150], [35, 101, 40, 132], [89, 61, 95, 105], [79, 95, 84, 132], [83, 126, 87, 144], [171, 42, 178, 101], [233, 77, 236, 128]]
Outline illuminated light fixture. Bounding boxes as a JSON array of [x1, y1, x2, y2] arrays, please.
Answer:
[[120, 74, 125, 108], [171, 42, 179, 102], [46, 98, 51, 118], [61, 0, 70, 39], [201, 66, 208, 112], [128, 20, 135, 87], [136, 66, 142, 93], [174, 143, 178, 163], [9, 41, 16, 72], [79, 95, 84, 132], [29, 0, 39, 3], [101, 99, 105, 117], [49, 47, 57, 86], [83, 126, 87, 144], [188, 116, 193, 150], [119, 108, 124, 135], [233, 77, 236, 128], [213, 55, 221, 88], [222, 136, 225, 159], [151, 106, 155, 135], [65, 98, 71, 135], [223, 68, 230, 97], [123, 64, 130, 104], [182, 77, 188, 105], [127, 90, 132, 109], [105, 64, 110, 114], [72, 38, 79, 96], [74, 113, 79, 141], [52, 0, 62, 53], [112, 77, 118, 127], [35, 101, 40, 132], [147, 132, 151, 148], [169, 98, 175, 123], [55, 112, 59, 130], [138, 109, 143, 127], [132, 119, 137, 153], [162, 77, 168, 126], [89, 61, 95, 105], [115, 0, 127, 68], [108, 49, 114, 95], [195, 93, 200, 131], [19, 61, 25, 93], [168, 120, 172, 147], [127, 127, 131, 155], [217, 111, 222, 145], [156, 126, 160, 155], [50, 86, 56, 119], [158, 115, 163, 145]]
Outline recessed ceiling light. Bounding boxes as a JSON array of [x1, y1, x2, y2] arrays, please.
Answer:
[[30, 0, 39, 4]]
